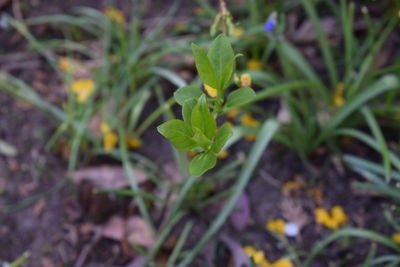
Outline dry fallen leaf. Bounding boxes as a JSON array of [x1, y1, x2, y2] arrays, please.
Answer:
[[101, 215, 155, 249], [71, 165, 147, 189], [126, 216, 154, 248], [102, 216, 125, 240]]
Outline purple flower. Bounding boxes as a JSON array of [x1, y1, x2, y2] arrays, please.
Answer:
[[264, 12, 277, 33]]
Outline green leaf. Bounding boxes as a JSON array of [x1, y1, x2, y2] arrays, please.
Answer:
[[207, 34, 234, 89], [192, 128, 213, 151], [191, 95, 216, 139], [211, 123, 233, 153], [219, 57, 235, 91], [225, 87, 256, 109], [191, 43, 218, 89], [182, 98, 197, 124], [174, 85, 202, 106], [157, 119, 197, 150], [189, 152, 217, 176]]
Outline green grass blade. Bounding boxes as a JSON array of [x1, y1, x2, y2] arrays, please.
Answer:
[[361, 107, 391, 181], [166, 221, 194, 267], [303, 228, 400, 267], [344, 155, 400, 182], [318, 75, 399, 144], [251, 81, 316, 103], [335, 129, 400, 172], [118, 128, 155, 235]]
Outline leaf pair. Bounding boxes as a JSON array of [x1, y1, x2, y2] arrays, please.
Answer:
[[158, 88, 233, 176], [191, 34, 235, 95]]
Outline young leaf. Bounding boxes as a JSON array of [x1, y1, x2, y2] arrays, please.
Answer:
[[174, 85, 202, 106], [192, 128, 213, 151], [191, 43, 219, 89], [189, 152, 217, 176], [157, 119, 197, 150], [191, 95, 216, 139], [220, 57, 235, 91], [225, 87, 256, 109], [182, 98, 197, 124], [207, 34, 234, 79], [211, 122, 233, 153]]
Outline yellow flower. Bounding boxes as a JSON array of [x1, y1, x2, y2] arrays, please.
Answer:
[[204, 84, 218, 97], [392, 232, 400, 243], [103, 132, 118, 151], [266, 219, 286, 235], [245, 134, 257, 141], [59, 57, 71, 72], [226, 108, 240, 119], [217, 150, 229, 159], [247, 59, 262, 70], [270, 259, 293, 267], [233, 27, 244, 37], [71, 79, 95, 103], [331, 206, 348, 225], [315, 206, 348, 230], [333, 82, 345, 107], [282, 178, 307, 193], [104, 7, 125, 25], [241, 113, 260, 127], [240, 73, 252, 87], [243, 246, 270, 267], [100, 122, 111, 134], [127, 137, 142, 149], [243, 246, 292, 267]]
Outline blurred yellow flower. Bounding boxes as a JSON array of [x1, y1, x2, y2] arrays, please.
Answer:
[[226, 108, 240, 119], [103, 132, 118, 151], [127, 137, 142, 149], [331, 206, 348, 225], [100, 122, 111, 134], [245, 134, 257, 141], [241, 113, 260, 127], [315, 206, 348, 230], [71, 79, 95, 103], [270, 259, 293, 267], [217, 150, 229, 159], [392, 232, 400, 243], [233, 27, 244, 37], [282, 178, 307, 193], [240, 73, 252, 87], [59, 57, 71, 72], [247, 59, 262, 70], [104, 7, 125, 25], [204, 84, 218, 97], [243, 246, 293, 267], [266, 219, 285, 235], [243, 246, 269, 267], [333, 82, 345, 107]]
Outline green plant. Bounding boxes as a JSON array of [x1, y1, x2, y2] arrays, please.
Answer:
[[0, 3, 186, 171], [216, 0, 400, 161], [158, 34, 257, 176]]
